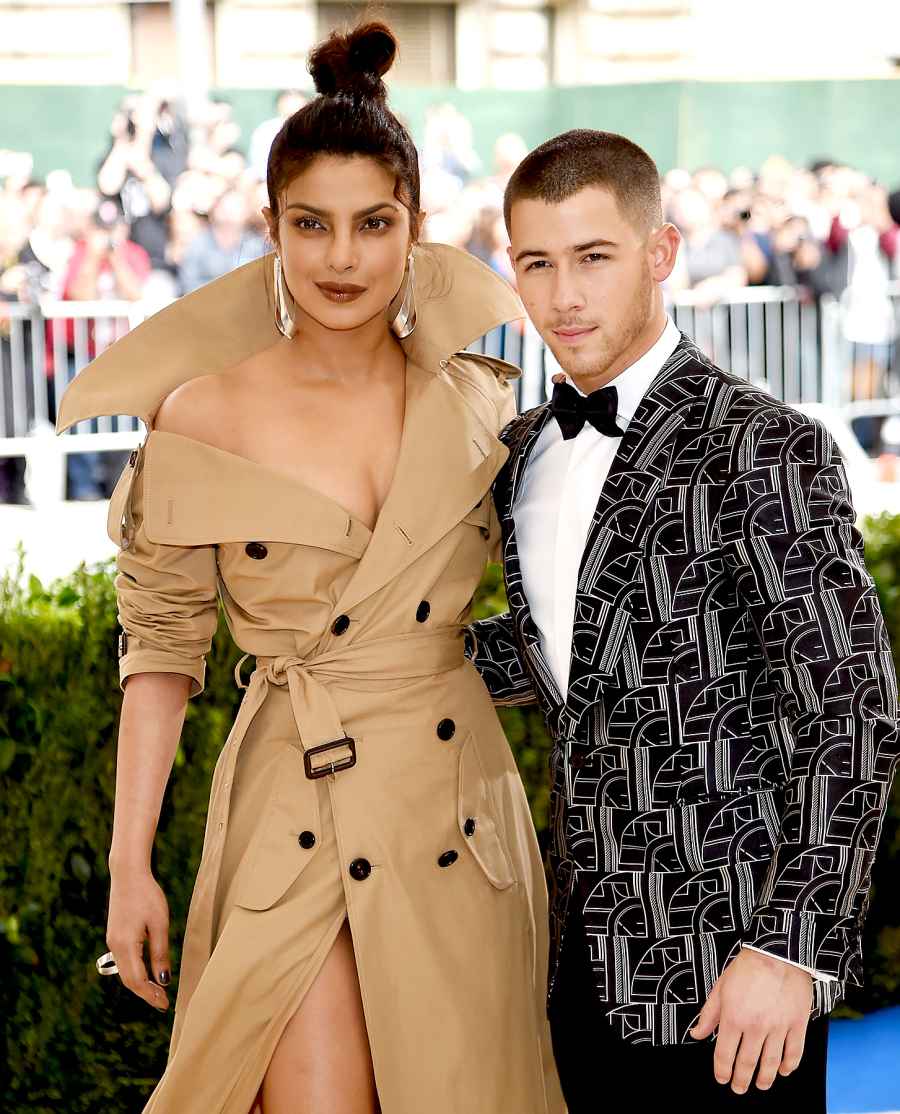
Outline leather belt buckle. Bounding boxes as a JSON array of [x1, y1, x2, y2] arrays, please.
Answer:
[[303, 736, 357, 779]]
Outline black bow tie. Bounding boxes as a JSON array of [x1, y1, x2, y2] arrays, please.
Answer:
[[549, 380, 624, 441]]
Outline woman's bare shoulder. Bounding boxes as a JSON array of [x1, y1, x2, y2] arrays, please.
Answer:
[[152, 350, 275, 442], [152, 373, 230, 440]]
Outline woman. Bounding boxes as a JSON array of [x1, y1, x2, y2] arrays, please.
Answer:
[[57, 22, 565, 1114]]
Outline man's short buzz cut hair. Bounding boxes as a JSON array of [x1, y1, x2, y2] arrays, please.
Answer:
[[504, 129, 663, 238]]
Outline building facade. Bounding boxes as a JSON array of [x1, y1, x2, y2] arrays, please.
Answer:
[[1, 0, 899, 91]]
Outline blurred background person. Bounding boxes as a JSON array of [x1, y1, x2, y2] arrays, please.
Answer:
[[96, 91, 188, 301], [248, 89, 309, 181], [667, 185, 749, 302], [421, 102, 482, 187], [53, 198, 150, 498], [177, 187, 266, 294], [63, 198, 150, 304]]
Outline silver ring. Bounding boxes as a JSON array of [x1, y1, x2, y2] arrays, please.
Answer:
[[96, 950, 119, 976]]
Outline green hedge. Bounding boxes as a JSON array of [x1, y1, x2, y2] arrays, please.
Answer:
[[2, 518, 900, 1111]]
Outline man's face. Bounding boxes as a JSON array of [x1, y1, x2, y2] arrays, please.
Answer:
[[508, 186, 674, 384]]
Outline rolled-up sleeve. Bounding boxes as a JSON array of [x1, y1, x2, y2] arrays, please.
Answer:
[[113, 453, 220, 698]]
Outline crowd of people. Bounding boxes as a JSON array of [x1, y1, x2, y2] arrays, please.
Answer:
[[2, 90, 899, 313], [1, 88, 899, 502]]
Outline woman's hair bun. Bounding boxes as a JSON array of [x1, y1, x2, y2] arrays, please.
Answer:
[[308, 21, 397, 102]]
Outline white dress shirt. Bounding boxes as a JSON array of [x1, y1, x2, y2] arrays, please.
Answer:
[[512, 314, 834, 984]]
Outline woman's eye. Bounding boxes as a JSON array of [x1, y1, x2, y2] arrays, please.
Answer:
[[294, 217, 324, 231], [363, 216, 391, 231]]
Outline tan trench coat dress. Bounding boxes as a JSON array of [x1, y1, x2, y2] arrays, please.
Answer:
[[57, 243, 566, 1114]]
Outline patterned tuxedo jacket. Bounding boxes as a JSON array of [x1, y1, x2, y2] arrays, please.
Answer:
[[469, 333, 900, 1046]]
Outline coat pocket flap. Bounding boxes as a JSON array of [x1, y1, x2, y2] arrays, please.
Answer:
[[457, 733, 517, 890]]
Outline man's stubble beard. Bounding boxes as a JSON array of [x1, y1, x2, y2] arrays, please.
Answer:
[[547, 264, 656, 385]]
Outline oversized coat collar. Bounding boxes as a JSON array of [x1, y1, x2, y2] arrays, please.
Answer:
[[55, 241, 523, 432]]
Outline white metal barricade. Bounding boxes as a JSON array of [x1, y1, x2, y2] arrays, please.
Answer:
[[2, 287, 898, 504]]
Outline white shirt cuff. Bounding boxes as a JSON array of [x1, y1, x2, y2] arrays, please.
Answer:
[[741, 943, 837, 982]]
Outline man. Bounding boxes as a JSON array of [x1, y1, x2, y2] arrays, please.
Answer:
[[466, 130, 899, 1110]]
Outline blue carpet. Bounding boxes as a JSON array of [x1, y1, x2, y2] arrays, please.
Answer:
[[829, 1007, 900, 1113]]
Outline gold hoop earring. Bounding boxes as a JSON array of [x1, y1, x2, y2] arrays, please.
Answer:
[[273, 254, 296, 338], [388, 253, 417, 339]]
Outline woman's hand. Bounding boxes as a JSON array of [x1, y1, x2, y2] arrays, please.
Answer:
[[106, 868, 172, 1011]]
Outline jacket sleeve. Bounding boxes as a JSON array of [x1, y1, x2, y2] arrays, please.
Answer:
[[463, 369, 537, 706], [465, 612, 538, 707], [110, 445, 220, 698], [716, 406, 900, 984]]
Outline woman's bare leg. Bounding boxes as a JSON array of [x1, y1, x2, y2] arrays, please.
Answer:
[[259, 918, 379, 1114]]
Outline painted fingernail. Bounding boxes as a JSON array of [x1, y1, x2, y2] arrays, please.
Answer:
[[158, 970, 170, 985]]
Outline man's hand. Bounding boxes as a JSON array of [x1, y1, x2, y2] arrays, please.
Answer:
[[689, 948, 814, 1094]]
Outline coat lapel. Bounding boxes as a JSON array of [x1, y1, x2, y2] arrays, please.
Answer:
[[55, 241, 524, 433], [335, 359, 508, 616], [136, 430, 371, 556], [565, 337, 707, 722]]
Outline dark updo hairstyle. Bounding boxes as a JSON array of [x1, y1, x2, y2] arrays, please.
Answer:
[[266, 20, 420, 239]]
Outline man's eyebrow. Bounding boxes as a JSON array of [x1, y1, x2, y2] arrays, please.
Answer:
[[572, 238, 618, 252], [513, 238, 619, 264], [283, 201, 400, 219]]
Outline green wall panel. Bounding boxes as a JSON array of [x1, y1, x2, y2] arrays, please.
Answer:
[[679, 80, 900, 186], [0, 86, 128, 187]]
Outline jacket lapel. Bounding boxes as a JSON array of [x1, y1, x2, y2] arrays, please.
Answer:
[[335, 359, 508, 616], [565, 337, 707, 723], [495, 404, 567, 712]]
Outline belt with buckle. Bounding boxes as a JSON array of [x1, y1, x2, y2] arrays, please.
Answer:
[[303, 736, 357, 779]]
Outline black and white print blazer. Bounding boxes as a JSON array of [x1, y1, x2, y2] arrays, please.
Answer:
[[469, 334, 900, 1046]]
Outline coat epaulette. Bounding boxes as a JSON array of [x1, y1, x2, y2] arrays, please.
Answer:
[[450, 351, 523, 383]]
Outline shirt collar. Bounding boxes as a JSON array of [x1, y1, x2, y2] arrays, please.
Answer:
[[564, 315, 681, 428]]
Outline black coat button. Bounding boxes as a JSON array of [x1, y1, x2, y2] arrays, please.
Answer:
[[331, 614, 350, 636], [245, 542, 268, 560], [298, 831, 316, 849], [436, 718, 456, 741], [415, 600, 431, 623], [438, 850, 459, 868], [464, 817, 476, 837], [349, 857, 371, 881]]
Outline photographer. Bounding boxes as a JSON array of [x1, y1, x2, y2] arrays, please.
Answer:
[[64, 200, 149, 303], [766, 213, 837, 297], [720, 188, 771, 285], [96, 93, 188, 283]]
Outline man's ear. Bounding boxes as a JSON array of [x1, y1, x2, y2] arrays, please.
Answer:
[[650, 222, 681, 283]]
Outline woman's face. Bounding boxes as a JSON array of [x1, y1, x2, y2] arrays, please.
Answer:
[[265, 154, 415, 335]]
